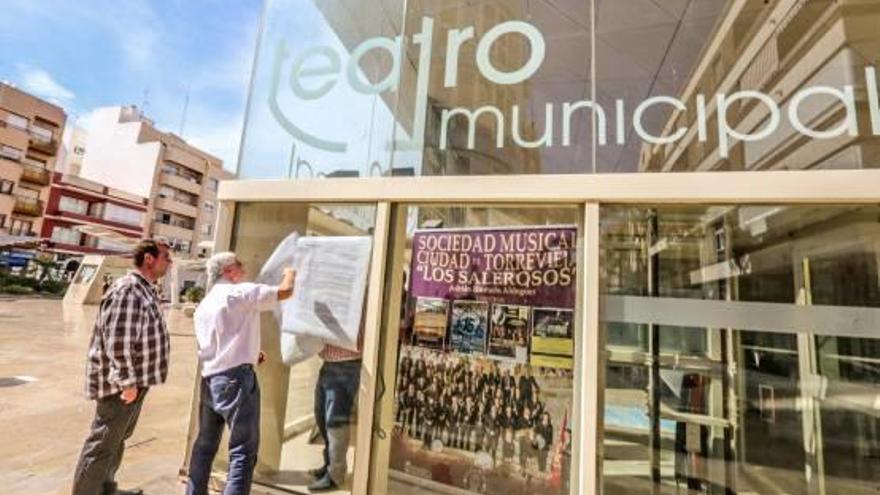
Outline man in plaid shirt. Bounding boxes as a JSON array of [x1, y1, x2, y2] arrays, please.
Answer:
[[71, 239, 172, 495]]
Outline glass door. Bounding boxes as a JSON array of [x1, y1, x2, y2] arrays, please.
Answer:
[[183, 194, 880, 495], [187, 201, 380, 495], [599, 204, 880, 495], [796, 235, 880, 495]]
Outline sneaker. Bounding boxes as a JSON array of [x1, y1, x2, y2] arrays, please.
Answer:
[[309, 466, 328, 480], [308, 473, 338, 492]]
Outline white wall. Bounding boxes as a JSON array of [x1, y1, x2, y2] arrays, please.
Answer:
[[79, 107, 160, 198], [59, 125, 89, 175]]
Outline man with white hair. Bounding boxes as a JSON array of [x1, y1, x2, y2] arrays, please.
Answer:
[[186, 252, 296, 495]]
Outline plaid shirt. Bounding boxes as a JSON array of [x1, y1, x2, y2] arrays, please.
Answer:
[[319, 325, 364, 362], [85, 271, 170, 399], [319, 344, 362, 362]]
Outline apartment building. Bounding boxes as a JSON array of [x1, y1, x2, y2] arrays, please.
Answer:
[[40, 172, 148, 256], [638, 0, 879, 173], [0, 82, 66, 238], [58, 124, 88, 176], [78, 106, 233, 257]]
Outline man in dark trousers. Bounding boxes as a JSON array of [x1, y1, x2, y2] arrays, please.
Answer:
[[71, 240, 173, 495], [309, 338, 363, 492], [186, 252, 296, 495]]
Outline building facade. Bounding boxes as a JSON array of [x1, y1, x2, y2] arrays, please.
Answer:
[[58, 124, 88, 176], [78, 106, 233, 257], [40, 172, 147, 256], [188, 2, 880, 495], [0, 82, 66, 238]]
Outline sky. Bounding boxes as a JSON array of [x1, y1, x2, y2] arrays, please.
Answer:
[[0, 0, 264, 171]]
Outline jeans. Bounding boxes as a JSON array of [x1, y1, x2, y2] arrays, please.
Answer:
[[187, 365, 260, 495], [72, 388, 149, 495], [314, 360, 360, 483]]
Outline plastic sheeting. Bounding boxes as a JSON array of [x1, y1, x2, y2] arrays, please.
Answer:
[[257, 233, 372, 365]]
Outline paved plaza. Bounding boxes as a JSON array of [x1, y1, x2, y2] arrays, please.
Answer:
[[0, 298, 198, 495]]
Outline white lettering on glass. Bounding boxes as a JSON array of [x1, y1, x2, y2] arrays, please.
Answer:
[[269, 16, 878, 162]]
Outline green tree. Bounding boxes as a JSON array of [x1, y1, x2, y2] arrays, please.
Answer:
[[31, 255, 58, 283]]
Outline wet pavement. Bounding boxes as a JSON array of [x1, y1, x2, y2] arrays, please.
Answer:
[[0, 298, 199, 495]]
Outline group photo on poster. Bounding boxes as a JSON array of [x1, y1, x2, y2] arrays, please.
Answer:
[[390, 226, 578, 494], [391, 346, 573, 494]]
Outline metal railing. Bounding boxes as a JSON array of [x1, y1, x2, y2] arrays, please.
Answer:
[[27, 130, 58, 154], [12, 195, 44, 216], [19, 160, 50, 185]]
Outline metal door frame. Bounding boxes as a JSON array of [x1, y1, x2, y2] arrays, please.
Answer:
[[200, 169, 880, 495]]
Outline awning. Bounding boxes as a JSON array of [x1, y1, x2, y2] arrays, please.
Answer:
[[73, 225, 140, 247], [0, 234, 43, 248]]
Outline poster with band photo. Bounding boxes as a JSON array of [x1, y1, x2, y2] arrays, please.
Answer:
[[413, 297, 449, 350], [530, 308, 574, 370], [489, 304, 531, 363], [401, 226, 578, 495], [450, 300, 489, 354]]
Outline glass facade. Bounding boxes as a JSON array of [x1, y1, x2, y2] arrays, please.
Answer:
[[212, 192, 880, 495], [225, 202, 376, 493], [600, 204, 880, 495], [59, 196, 89, 215], [102, 202, 144, 227], [239, 0, 880, 178], [198, 1, 880, 494]]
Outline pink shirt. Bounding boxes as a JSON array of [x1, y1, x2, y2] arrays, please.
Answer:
[[194, 281, 278, 376], [320, 326, 364, 362], [319, 344, 362, 362]]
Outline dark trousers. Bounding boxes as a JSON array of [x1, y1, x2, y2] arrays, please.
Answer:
[[187, 365, 261, 495], [538, 449, 549, 472], [421, 422, 434, 446], [72, 388, 149, 495], [315, 360, 360, 483]]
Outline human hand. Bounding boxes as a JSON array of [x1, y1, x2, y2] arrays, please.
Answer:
[[277, 268, 297, 301], [120, 387, 139, 405]]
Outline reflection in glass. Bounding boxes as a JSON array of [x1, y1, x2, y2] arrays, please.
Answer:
[[600, 204, 880, 495], [227, 202, 375, 494], [240, 0, 880, 178], [617, 0, 880, 173], [238, 0, 406, 179]]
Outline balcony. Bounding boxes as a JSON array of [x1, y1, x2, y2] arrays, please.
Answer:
[[19, 160, 51, 185], [160, 172, 202, 195], [153, 221, 195, 241], [164, 146, 206, 174], [155, 196, 199, 218], [28, 132, 58, 156], [13, 195, 44, 216]]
